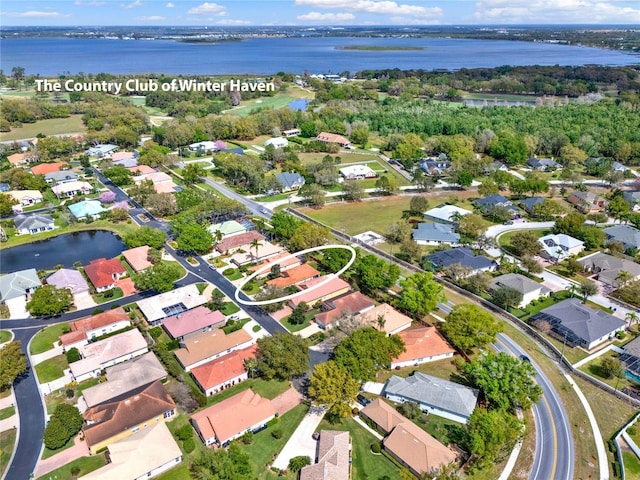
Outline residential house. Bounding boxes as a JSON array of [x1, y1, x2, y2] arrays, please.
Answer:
[[489, 273, 549, 308], [274, 172, 305, 192], [46, 268, 89, 297], [86, 144, 118, 158], [208, 220, 247, 239], [390, 327, 456, 369], [288, 276, 351, 309], [191, 345, 258, 396], [314, 291, 376, 329], [567, 191, 607, 213], [68, 200, 106, 220], [69, 329, 149, 382], [83, 380, 176, 454], [81, 352, 166, 409], [300, 430, 351, 480], [267, 263, 320, 289], [188, 141, 217, 152], [619, 337, 640, 378], [7, 152, 37, 166], [423, 205, 472, 224], [215, 231, 266, 255], [132, 171, 178, 194], [419, 158, 451, 176], [111, 151, 139, 167], [475, 194, 519, 218], [51, 180, 93, 198], [59, 307, 130, 351], [519, 197, 546, 214], [229, 240, 284, 266], [81, 423, 182, 480], [121, 245, 153, 272], [604, 225, 640, 251], [137, 284, 208, 326], [578, 252, 640, 287], [531, 298, 626, 350], [191, 389, 276, 446], [128, 165, 155, 175], [483, 161, 508, 174], [264, 137, 288, 148], [248, 252, 302, 278], [316, 132, 350, 148], [31, 162, 66, 176], [162, 306, 226, 341], [339, 165, 376, 180], [527, 157, 560, 171], [282, 128, 300, 137], [174, 328, 255, 371], [612, 161, 628, 173], [13, 213, 55, 235], [384, 372, 479, 424], [44, 170, 79, 184], [356, 303, 413, 335], [84, 257, 127, 292], [360, 398, 406, 434], [623, 191, 640, 212], [412, 222, 460, 246], [8, 190, 43, 209], [0, 268, 41, 313], [538, 233, 584, 262], [425, 247, 497, 275]]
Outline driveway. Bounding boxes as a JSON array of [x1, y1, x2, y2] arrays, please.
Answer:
[[34, 434, 90, 478], [73, 291, 96, 310], [272, 407, 325, 470]]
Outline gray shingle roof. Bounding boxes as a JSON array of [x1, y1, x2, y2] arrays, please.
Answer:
[[44, 171, 79, 183], [489, 273, 543, 296], [0, 268, 41, 301], [604, 225, 640, 249], [412, 222, 460, 244], [274, 172, 305, 190], [519, 197, 545, 212], [384, 372, 478, 419], [14, 213, 54, 232], [578, 252, 640, 286], [425, 247, 495, 271]]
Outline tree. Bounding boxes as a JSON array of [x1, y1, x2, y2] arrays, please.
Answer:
[[616, 270, 633, 288], [455, 170, 473, 188], [409, 195, 429, 215], [0, 341, 27, 391], [350, 124, 370, 148], [457, 214, 486, 240], [510, 231, 541, 257], [463, 351, 542, 411], [342, 179, 365, 202], [288, 456, 312, 473], [250, 238, 262, 261], [177, 224, 213, 254], [578, 278, 598, 303], [99, 191, 116, 204], [520, 255, 543, 274], [375, 175, 397, 195], [191, 443, 253, 480], [43, 417, 69, 450], [601, 357, 624, 379], [531, 199, 564, 220], [288, 223, 331, 252], [123, 226, 166, 249], [0, 193, 18, 216], [441, 304, 502, 352], [467, 408, 523, 469], [288, 303, 308, 325], [607, 195, 631, 222], [103, 165, 133, 186], [492, 285, 523, 309], [478, 179, 499, 197], [183, 163, 205, 185], [269, 212, 304, 243], [354, 254, 401, 295], [308, 361, 360, 417], [395, 272, 445, 319], [333, 327, 405, 382], [145, 193, 178, 217], [564, 257, 583, 276], [256, 332, 309, 380], [44, 403, 83, 450], [299, 183, 326, 208], [27, 285, 73, 316], [134, 262, 184, 293]]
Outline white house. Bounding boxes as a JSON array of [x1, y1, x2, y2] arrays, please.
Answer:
[[188, 141, 217, 152], [51, 181, 93, 198], [489, 273, 549, 309], [263, 137, 288, 149], [339, 164, 377, 180], [538, 233, 584, 262]]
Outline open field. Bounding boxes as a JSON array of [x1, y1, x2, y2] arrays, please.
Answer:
[[126, 96, 167, 116], [0, 115, 86, 142], [297, 152, 382, 167], [226, 86, 313, 117]]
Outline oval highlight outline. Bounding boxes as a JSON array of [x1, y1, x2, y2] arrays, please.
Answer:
[[233, 244, 357, 306]]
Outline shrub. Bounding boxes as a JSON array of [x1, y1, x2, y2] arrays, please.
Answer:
[[242, 430, 254, 445], [252, 325, 261, 332], [183, 437, 196, 454], [371, 442, 381, 453], [271, 429, 283, 439], [177, 424, 193, 441], [149, 327, 163, 339], [288, 456, 311, 473], [65, 388, 75, 399], [224, 268, 236, 277], [266, 417, 278, 427], [92, 309, 104, 315], [628, 426, 637, 436], [65, 347, 81, 363]]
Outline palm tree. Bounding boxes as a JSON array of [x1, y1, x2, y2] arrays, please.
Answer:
[[376, 314, 386, 332], [250, 238, 262, 262], [616, 270, 632, 288], [213, 230, 223, 244], [626, 311, 639, 330], [566, 283, 578, 299]]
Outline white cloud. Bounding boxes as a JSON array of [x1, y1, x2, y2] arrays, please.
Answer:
[[137, 15, 166, 20], [297, 11, 356, 21], [294, 0, 442, 19], [216, 19, 253, 25], [472, 0, 640, 23], [120, 0, 142, 9], [165, 2, 175, 7], [2, 10, 71, 17], [187, 2, 226, 15], [74, 1, 106, 5]]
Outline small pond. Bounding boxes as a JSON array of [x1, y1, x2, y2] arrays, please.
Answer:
[[288, 99, 310, 111], [0, 230, 126, 273]]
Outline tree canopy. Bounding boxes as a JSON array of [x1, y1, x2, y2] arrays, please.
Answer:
[[123, 226, 166, 249], [0, 341, 27, 391], [308, 360, 360, 417], [440, 304, 502, 352], [26, 285, 73, 317], [395, 272, 445, 318], [191, 443, 253, 480], [176, 223, 213, 254], [134, 262, 184, 293], [256, 332, 309, 381], [354, 254, 401, 295]]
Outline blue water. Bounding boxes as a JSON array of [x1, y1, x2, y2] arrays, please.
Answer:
[[0, 230, 125, 273], [288, 99, 310, 111], [1, 37, 638, 76]]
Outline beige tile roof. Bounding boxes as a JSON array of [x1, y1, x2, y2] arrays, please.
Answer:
[[315, 291, 376, 328], [174, 328, 253, 370], [300, 430, 351, 480], [121, 245, 153, 272], [356, 303, 413, 334], [392, 327, 455, 365], [360, 398, 405, 434]]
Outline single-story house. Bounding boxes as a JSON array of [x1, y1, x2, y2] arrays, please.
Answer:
[[132, 171, 178, 194], [174, 328, 255, 372], [81, 351, 167, 409], [248, 252, 302, 278], [162, 306, 226, 341], [423, 204, 472, 224], [111, 151, 139, 167], [8, 152, 38, 165], [483, 161, 508, 174], [70, 329, 149, 383], [425, 247, 497, 274], [623, 191, 640, 212], [419, 159, 451, 176], [531, 298, 626, 350], [137, 284, 208, 326], [527, 157, 560, 171], [13, 213, 55, 235], [356, 303, 413, 336], [620, 337, 640, 377], [81, 423, 181, 480], [44, 170, 79, 184], [612, 161, 628, 172], [282, 128, 300, 137], [360, 398, 406, 435], [209, 220, 247, 239], [266, 263, 320, 289], [191, 389, 276, 446], [412, 222, 460, 246], [215, 231, 266, 255], [300, 430, 351, 480], [316, 132, 350, 148], [264, 137, 288, 149], [538, 233, 584, 262], [87, 144, 118, 158], [339, 165, 376, 180], [384, 372, 479, 424], [519, 197, 546, 214], [52, 180, 93, 198], [489, 273, 549, 309], [191, 345, 258, 396], [128, 165, 155, 175], [567, 191, 607, 213], [83, 380, 176, 454], [0, 269, 41, 307], [31, 162, 66, 176], [8, 190, 43, 207], [68, 200, 106, 220], [604, 224, 640, 250], [228, 240, 284, 266], [578, 252, 640, 287], [188, 141, 217, 152], [475, 194, 519, 217], [84, 257, 127, 292], [390, 327, 456, 369], [314, 291, 376, 329], [121, 245, 153, 272], [59, 307, 130, 351], [289, 276, 351, 309], [274, 172, 305, 192], [46, 268, 89, 296]]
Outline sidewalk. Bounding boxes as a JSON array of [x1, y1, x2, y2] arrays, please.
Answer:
[[31, 344, 64, 366], [33, 434, 90, 478]]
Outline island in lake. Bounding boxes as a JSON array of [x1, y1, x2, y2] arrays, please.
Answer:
[[336, 45, 425, 51]]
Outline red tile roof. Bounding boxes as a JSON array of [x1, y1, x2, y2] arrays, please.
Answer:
[[162, 306, 225, 339], [215, 231, 265, 253], [191, 345, 257, 391], [84, 258, 127, 289], [267, 264, 320, 289], [290, 276, 351, 308], [59, 307, 130, 346], [315, 291, 376, 327], [31, 162, 66, 175], [316, 132, 349, 146]]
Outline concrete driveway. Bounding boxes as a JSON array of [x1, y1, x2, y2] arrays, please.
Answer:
[[272, 407, 325, 470]]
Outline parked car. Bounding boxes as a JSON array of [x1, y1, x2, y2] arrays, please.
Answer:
[[357, 394, 371, 406], [260, 207, 269, 214]]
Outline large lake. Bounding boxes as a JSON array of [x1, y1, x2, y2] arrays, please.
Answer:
[[1, 37, 638, 76], [0, 230, 125, 273]]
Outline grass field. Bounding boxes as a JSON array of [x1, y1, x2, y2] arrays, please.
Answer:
[[623, 451, 640, 477], [0, 407, 15, 421], [30, 323, 69, 354], [0, 429, 16, 479], [34, 354, 69, 383], [126, 96, 167, 116], [297, 152, 382, 167], [0, 331, 12, 344], [0, 115, 86, 141], [36, 454, 106, 480], [226, 86, 313, 117]]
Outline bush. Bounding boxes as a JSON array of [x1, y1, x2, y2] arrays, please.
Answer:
[[66, 388, 75, 399], [177, 424, 193, 441], [266, 417, 278, 427], [252, 325, 262, 332], [352, 407, 359, 415], [288, 456, 311, 473], [183, 437, 196, 454], [149, 327, 163, 339], [224, 268, 236, 277], [271, 429, 283, 439], [371, 442, 381, 453], [65, 347, 81, 363], [628, 426, 637, 436], [242, 430, 254, 445]]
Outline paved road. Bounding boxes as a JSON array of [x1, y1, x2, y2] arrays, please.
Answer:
[[200, 177, 273, 219], [494, 333, 574, 480]]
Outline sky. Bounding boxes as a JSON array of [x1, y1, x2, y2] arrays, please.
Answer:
[[2, 0, 640, 26]]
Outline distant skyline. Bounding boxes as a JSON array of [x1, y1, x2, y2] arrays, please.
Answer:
[[2, 0, 640, 26]]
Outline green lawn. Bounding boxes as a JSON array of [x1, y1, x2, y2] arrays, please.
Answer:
[[93, 287, 124, 304], [34, 354, 69, 383], [155, 464, 192, 480], [202, 379, 291, 406], [579, 351, 633, 390], [497, 228, 551, 250], [0, 406, 15, 421], [228, 95, 298, 117], [0, 429, 17, 479], [0, 330, 12, 344], [42, 436, 75, 459], [223, 268, 243, 281], [36, 455, 106, 480], [30, 323, 69, 354], [623, 451, 640, 478], [0, 115, 86, 142], [220, 302, 241, 316]]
